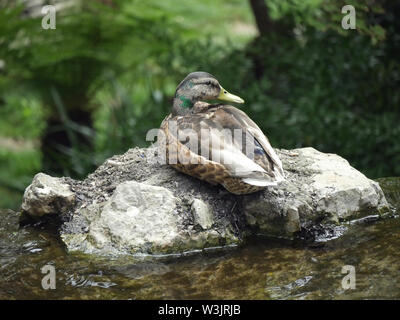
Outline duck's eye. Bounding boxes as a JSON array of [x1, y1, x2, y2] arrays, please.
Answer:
[[206, 81, 211, 86]]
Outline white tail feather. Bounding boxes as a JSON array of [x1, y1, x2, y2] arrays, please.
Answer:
[[241, 178, 277, 187]]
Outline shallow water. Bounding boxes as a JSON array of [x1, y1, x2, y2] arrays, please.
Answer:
[[1, 207, 400, 300]]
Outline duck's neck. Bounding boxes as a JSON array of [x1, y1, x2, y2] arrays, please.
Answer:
[[172, 92, 195, 116]]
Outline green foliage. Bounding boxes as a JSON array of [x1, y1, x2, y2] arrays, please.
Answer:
[[241, 31, 400, 178], [92, 73, 171, 161], [265, 0, 387, 42], [0, 92, 45, 139], [0, 148, 42, 209]]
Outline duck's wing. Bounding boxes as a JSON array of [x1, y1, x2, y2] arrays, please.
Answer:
[[209, 105, 285, 186], [217, 105, 285, 178], [164, 105, 284, 187]]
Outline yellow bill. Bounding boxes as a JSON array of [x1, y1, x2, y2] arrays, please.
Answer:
[[218, 86, 245, 104]]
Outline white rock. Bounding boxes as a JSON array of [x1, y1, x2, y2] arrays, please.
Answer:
[[61, 181, 236, 255], [21, 173, 75, 217], [80, 181, 181, 254], [191, 199, 214, 230], [243, 148, 389, 238]]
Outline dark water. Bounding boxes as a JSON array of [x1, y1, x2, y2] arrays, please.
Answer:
[[1, 206, 400, 300]]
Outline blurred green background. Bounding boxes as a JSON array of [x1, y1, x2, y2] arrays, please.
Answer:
[[0, 0, 399, 209]]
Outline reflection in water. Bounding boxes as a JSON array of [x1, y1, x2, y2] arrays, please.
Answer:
[[1, 208, 400, 299], [66, 272, 117, 289], [266, 275, 314, 300]]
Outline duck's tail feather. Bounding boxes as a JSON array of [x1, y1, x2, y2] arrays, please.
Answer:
[[240, 167, 285, 187], [241, 178, 278, 187]]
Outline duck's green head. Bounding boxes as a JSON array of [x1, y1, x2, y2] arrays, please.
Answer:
[[172, 71, 244, 115]]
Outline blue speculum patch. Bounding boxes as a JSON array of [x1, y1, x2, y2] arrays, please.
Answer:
[[254, 139, 266, 155]]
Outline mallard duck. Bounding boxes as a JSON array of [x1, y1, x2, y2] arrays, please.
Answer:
[[159, 71, 284, 195]]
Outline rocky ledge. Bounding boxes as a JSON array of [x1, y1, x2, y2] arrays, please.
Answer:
[[20, 146, 390, 256]]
